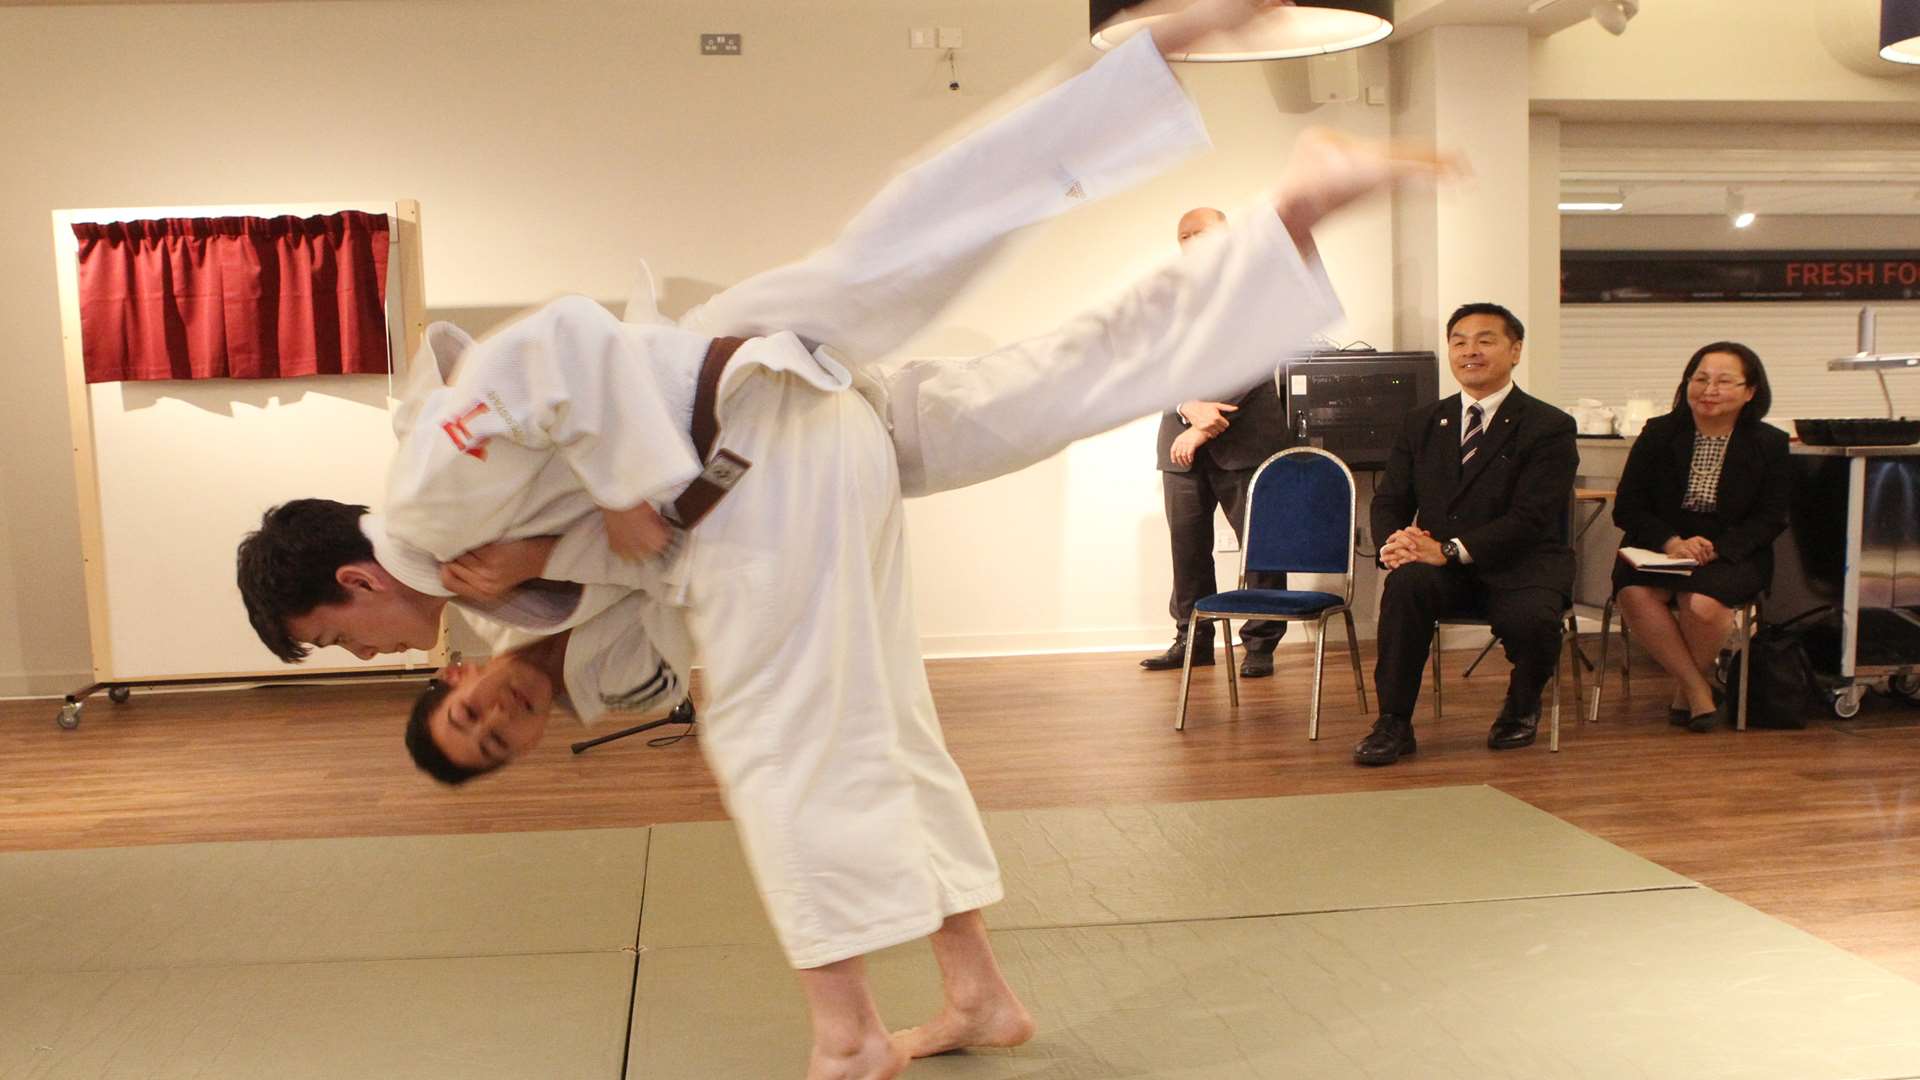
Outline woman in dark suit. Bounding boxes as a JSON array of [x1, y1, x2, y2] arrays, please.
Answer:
[[1612, 341, 1791, 732]]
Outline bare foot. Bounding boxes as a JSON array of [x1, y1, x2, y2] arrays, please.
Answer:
[[892, 997, 1037, 1059], [806, 1032, 909, 1080], [1274, 127, 1464, 245]]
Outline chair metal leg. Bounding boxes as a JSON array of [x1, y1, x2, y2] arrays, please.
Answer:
[[1175, 614, 1200, 731], [1735, 602, 1755, 732], [1567, 613, 1584, 703], [1460, 632, 1499, 678], [1590, 597, 1614, 726], [1222, 617, 1239, 708], [1550, 627, 1565, 752], [1431, 624, 1444, 720], [1310, 613, 1329, 744], [1343, 609, 1368, 717], [1621, 618, 1632, 687]]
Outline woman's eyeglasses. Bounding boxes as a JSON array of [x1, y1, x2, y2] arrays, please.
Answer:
[[1688, 376, 1747, 390]]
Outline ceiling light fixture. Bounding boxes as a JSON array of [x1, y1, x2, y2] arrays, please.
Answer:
[[1592, 0, 1640, 36], [1728, 188, 1756, 229], [1559, 189, 1626, 213], [1089, 0, 1393, 61], [1882, 0, 1920, 64]]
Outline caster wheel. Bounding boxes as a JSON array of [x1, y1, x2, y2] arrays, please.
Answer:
[[57, 702, 82, 730], [1890, 672, 1920, 705], [107, 686, 131, 704], [1832, 688, 1863, 719]]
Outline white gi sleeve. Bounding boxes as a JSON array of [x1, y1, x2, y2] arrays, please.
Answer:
[[680, 30, 1209, 364], [888, 200, 1346, 498], [391, 295, 703, 530], [560, 593, 684, 726]]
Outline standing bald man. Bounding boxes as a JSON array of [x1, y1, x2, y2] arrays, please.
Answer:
[[1140, 207, 1290, 678]]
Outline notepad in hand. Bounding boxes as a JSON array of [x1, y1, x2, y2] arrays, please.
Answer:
[[1619, 546, 1696, 574]]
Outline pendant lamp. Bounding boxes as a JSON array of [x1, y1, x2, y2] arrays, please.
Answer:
[[1091, 0, 1393, 61], [1884, 0, 1920, 64]]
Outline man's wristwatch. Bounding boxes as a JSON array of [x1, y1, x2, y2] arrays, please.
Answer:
[[1440, 539, 1461, 564]]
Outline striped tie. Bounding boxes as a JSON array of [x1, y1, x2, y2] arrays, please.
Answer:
[[1460, 403, 1484, 465]]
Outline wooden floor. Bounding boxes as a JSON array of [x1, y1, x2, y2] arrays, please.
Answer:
[[6, 642, 1918, 983]]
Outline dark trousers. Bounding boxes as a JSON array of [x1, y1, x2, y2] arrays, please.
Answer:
[[1373, 563, 1563, 718], [1162, 462, 1286, 653]]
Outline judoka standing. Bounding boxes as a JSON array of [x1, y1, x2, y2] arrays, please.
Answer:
[[237, 5, 1454, 1076]]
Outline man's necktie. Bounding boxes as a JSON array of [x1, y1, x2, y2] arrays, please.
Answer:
[[1460, 403, 1484, 465]]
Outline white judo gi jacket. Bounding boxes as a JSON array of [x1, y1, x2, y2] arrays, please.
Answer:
[[376, 31, 1343, 967]]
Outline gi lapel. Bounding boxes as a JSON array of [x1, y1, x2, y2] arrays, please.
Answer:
[[1451, 389, 1526, 505]]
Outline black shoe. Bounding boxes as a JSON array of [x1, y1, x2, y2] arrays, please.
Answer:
[[1239, 651, 1275, 679], [1686, 693, 1735, 733], [1355, 714, 1416, 766], [1487, 703, 1541, 750], [1668, 707, 1690, 727], [1141, 640, 1212, 671]]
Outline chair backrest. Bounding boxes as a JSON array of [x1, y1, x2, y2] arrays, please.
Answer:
[[1241, 447, 1357, 594]]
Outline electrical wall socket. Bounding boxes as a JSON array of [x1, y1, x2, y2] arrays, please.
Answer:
[[937, 26, 963, 48], [700, 33, 742, 56]]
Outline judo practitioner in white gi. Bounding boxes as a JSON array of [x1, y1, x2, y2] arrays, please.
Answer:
[[236, 6, 1456, 1076]]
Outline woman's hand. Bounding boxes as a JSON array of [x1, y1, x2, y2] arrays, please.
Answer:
[[440, 536, 558, 602], [1663, 535, 1716, 564]]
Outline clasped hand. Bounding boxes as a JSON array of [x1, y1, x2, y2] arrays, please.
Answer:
[[1664, 535, 1716, 565], [1379, 526, 1445, 570], [603, 501, 676, 562], [440, 535, 558, 602]]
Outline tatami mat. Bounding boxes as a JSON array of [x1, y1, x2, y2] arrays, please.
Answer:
[[0, 827, 649, 972], [630, 888, 1920, 1080], [637, 785, 1691, 949], [10, 789, 1918, 1079], [2, 953, 634, 1080]]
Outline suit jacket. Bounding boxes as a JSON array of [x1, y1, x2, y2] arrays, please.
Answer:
[[1611, 411, 1792, 572], [1155, 376, 1287, 473], [1370, 386, 1579, 594]]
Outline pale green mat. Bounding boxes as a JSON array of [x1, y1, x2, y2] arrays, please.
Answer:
[[5, 787, 1915, 1079]]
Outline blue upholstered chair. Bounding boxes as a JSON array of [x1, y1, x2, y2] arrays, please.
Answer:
[[1176, 447, 1369, 735]]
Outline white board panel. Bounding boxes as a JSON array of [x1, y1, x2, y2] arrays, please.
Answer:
[[1559, 302, 1920, 421], [88, 376, 430, 677]]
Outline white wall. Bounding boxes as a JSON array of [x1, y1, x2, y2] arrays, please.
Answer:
[[0, 1, 1400, 691], [1530, 0, 1920, 120]]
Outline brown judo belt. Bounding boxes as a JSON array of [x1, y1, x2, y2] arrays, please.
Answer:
[[667, 335, 753, 530]]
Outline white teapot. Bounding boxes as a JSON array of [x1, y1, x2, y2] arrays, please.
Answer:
[[1616, 396, 1658, 438], [1566, 398, 1618, 436]]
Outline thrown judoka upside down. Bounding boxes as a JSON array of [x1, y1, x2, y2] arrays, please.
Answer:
[[236, 5, 1452, 1076]]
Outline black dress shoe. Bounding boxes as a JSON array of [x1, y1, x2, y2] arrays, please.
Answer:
[[1239, 652, 1275, 679], [1141, 641, 1213, 671], [1668, 707, 1690, 727], [1355, 714, 1416, 766], [1487, 706, 1541, 750]]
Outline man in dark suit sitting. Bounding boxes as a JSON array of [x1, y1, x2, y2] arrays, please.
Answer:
[[1358, 302, 1577, 766], [1139, 208, 1290, 679]]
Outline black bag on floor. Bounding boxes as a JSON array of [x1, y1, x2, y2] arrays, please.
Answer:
[[1722, 607, 1830, 730]]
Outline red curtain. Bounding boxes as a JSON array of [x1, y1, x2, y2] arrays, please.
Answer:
[[73, 211, 391, 383]]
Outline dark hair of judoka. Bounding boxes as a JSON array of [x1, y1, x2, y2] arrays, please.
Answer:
[[1671, 341, 1771, 423], [405, 682, 492, 786], [235, 499, 374, 663], [1445, 302, 1524, 342]]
